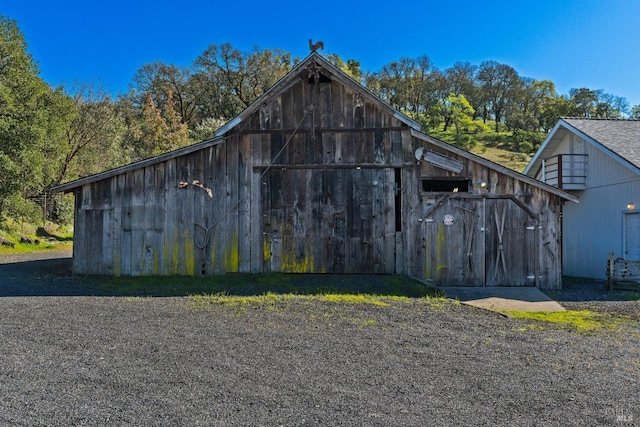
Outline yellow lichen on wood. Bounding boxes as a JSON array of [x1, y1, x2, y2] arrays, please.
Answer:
[[184, 229, 195, 275], [153, 249, 160, 275], [263, 236, 271, 263], [280, 241, 314, 273], [165, 230, 180, 274], [224, 232, 239, 272]]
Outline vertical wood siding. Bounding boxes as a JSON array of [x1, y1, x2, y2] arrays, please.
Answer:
[[71, 67, 564, 288]]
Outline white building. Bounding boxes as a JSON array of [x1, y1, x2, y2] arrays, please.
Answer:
[[524, 118, 640, 279]]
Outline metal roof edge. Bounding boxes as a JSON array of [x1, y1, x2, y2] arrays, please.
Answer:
[[411, 129, 579, 203]]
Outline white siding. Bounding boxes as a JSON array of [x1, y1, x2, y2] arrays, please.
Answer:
[[562, 137, 640, 278]]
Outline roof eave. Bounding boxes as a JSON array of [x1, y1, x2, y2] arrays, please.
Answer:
[[412, 129, 579, 203], [51, 136, 225, 194]]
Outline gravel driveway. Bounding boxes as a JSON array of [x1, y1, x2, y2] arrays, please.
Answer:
[[0, 251, 638, 426]]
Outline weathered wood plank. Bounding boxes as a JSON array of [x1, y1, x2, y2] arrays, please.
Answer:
[[225, 135, 239, 272], [211, 144, 227, 273], [238, 134, 252, 273]]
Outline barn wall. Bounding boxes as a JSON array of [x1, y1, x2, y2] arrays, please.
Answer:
[[71, 63, 564, 289], [72, 138, 255, 276], [249, 76, 408, 274], [72, 73, 411, 277], [402, 143, 563, 289]]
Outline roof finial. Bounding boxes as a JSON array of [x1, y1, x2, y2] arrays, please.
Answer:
[[309, 39, 324, 53]]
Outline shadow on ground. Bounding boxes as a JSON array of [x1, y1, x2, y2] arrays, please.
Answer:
[[0, 256, 440, 298], [1, 254, 638, 303]]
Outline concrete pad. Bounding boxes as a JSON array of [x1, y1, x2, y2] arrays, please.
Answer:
[[442, 287, 565, 312]]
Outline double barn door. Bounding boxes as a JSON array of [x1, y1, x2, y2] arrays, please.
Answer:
[[262, 168, 397, 274], [423, 197, 536, 287]]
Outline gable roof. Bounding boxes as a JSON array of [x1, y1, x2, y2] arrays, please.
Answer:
[[214, 52, 421, 136], [524, 118, 640, 176], [52, 53, 419, 194], [51, 53, 576, 203]]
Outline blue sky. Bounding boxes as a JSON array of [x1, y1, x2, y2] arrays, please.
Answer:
[[4, 0, 640, 108]]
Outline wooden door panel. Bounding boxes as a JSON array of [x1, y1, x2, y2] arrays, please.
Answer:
[[423, 199, 484, 286], [485, 199, 535, 286], [264, 168, 394, 273]]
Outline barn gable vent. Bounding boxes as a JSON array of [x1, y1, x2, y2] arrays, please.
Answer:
[[308, 73, 331, 84]]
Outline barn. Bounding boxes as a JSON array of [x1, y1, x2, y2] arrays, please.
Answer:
[[52, 53, 577, 289]]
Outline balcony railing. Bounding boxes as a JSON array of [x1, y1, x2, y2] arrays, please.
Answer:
[[538, 154, 588, 190]]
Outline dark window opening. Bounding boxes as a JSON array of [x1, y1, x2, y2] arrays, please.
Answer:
[[421, 178, 469, 193], [395, 168, 402, 232], [308, 73, 332, 84]]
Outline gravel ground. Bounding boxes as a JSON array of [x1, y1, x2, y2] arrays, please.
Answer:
[[0, 251, 638, 426]]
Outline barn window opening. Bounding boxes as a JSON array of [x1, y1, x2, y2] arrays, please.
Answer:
[[308, 73, 332, 84], [395, 168, 402, 232], [421, 178, 469, 193]]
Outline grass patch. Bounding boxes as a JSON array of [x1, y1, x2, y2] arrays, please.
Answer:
[[186, 292, 399, 311], [0, 222, 73, 255], [0, 240, 73, 255], [504, 309, 629, 333], [619, 291, 640, 301]]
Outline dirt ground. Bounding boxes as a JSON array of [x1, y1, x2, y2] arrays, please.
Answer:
[[0, 250, 638, 426]]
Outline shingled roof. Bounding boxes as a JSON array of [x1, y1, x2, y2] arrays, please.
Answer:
[[563, 118, 640, 168]]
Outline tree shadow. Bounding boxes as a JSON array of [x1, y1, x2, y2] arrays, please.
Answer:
[[543, 276, 640, 303], [0, 256, 442, 298], [36, 227, 74, 242]]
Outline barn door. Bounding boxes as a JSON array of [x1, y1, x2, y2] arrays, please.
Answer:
[[485, 199, 536, 286], [423, 197, 536, 287], [263, 168, 395, 273], [423, 198, 485, 286]]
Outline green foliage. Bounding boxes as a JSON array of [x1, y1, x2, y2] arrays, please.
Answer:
[[0, 217, 73, 255], [1, 194, 41, 225], [326, 53, 363, 82], [0, 15, 76, 223]]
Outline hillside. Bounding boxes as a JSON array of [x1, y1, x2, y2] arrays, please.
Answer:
[[426, 121, 538, 173]]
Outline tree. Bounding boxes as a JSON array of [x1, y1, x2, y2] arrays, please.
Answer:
[[476, 61, 523, 131], [326, 54, 363, 82], [369, 55, 445, 124], [435, 93, 486, 147], [51, 84, 126, 187], [0, 15, 74, 220], [444, 62, 481, 119], [121, 92, 189, 160], [594, 92, 628, 119], [194, 44, 295, 119], [506, 79, 557, 131], [568, 88, 598, 118], [131, 62, 201, 127]]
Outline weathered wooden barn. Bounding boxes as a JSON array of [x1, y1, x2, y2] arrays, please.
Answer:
[[53, 53, 577, 289]]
